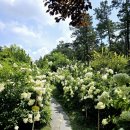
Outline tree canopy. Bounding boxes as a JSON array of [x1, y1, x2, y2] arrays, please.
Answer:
[[43, 0, 92, 26]]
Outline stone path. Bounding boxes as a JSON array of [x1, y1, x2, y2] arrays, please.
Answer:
[[50, 98, 72, 130]]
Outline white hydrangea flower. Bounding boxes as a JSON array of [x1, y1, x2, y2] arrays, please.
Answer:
[[28, 114, 33, 119], [21, 92, 31, 100], [21, 92, 28, 99], [35, 80, 43, 87], [119, 128, 124, 130], [89, 86, 95, 90], [82, 108, 85, 111], [37, 96, 43, 102], [0, 64, 3, 69], [0, 83, 5, 92], [23, 118, 28, 123], [67, 99, 70, 101], [75, 86, 78, 90], [79, 79, 84, 83], [34, 113, 41, 121], [81, 86, 85, 91], [97, 71, 100, 74], [89, 81, 95, 86], [95, 102, 105, 109], [34, 87, 43, 95], [20, 67, 27, 72], [28, 99, 35, 106], [85, 72, 93, 78], [13, 63, 18, 68], [39, 103, 43, 107], [41, 80, 46, 84], [87, 95, 93, 99], [102, 118, 108, 125], [98, 91, 109, 103], [28, 68, 32, 72], [107, 69, 114, 74], [88, 89, 93, 95], [59, 75, 65, 80], [28, 118, 33, 123], [27, 92, 31, 99], [42, 88, 46, 94], [102, 74, 108, 80], [114, 88, 123, 98], [14, 125, 19, 130], [84, 96, 87, 99]]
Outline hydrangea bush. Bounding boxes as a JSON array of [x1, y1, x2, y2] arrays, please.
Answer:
[[0, 62, 51, 130], [50, 62, 130, 130]]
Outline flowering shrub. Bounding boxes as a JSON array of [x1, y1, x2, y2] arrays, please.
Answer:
[[0, 62, 51, 130], [50, 62, 130, 129]]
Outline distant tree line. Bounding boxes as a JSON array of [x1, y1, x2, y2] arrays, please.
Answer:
[[36, 0, 130, 66]]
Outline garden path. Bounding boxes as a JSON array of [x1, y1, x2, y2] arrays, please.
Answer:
[[50, 98, 72, 130]]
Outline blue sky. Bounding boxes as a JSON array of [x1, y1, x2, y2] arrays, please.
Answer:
[[0, 0, 117, 60]]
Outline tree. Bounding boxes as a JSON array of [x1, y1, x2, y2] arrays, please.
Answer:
[[36, 51, 70, 71], [112, 0, 130, 56], [43, 0, 92, 26], [71, 15, 97, 63], [0, 44, 31, 64], [53, 41, 74, 60], [94, 0, 115, 48]]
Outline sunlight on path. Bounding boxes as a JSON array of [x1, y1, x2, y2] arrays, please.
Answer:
[[50, 98, 72, 130]]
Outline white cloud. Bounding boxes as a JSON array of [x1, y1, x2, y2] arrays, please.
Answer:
[[12, 25, 38, 38], [31, 47, 50, 60], [56, 18, 75, 44], [0, 0, 73, 60], [0, 0, 56, 26]]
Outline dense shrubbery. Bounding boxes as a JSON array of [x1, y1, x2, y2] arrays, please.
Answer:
[[1, 44, 130, 130], [0, 45, 51, 130], [91, 49, 128, 72], [50, 59, 130, 130], [36, 51, 71, 72]]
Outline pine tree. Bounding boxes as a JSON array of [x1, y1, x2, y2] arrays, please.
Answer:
[[71, 15, 97, 63], [94, 0, 115, 48], [112, 0, 130, 55]]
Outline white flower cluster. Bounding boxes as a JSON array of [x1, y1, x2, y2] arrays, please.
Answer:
[[28, 99, 35, 106], [98, 91, 109, 104], [105, 68, 114, 74], [102, 118, 108, 125], [23, 112, 41, 124], [13, 63, 18, 68], [0, 83, 5, 92], [14, 125, 19, 130], [0, 64, 3, 69], [119, 111, 130, 121], [95, 102, 105, 109], [114, 88, 123, 98], [102, 74, 108, 80], [85, 72, 93, 78], [21, 92, 31, 100]]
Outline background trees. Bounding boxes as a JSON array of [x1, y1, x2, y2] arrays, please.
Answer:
[[94, 0, 117, 49], [0, 44, 31, 64], [42, 0, 130, 62], [112, 0, 130, 55]]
